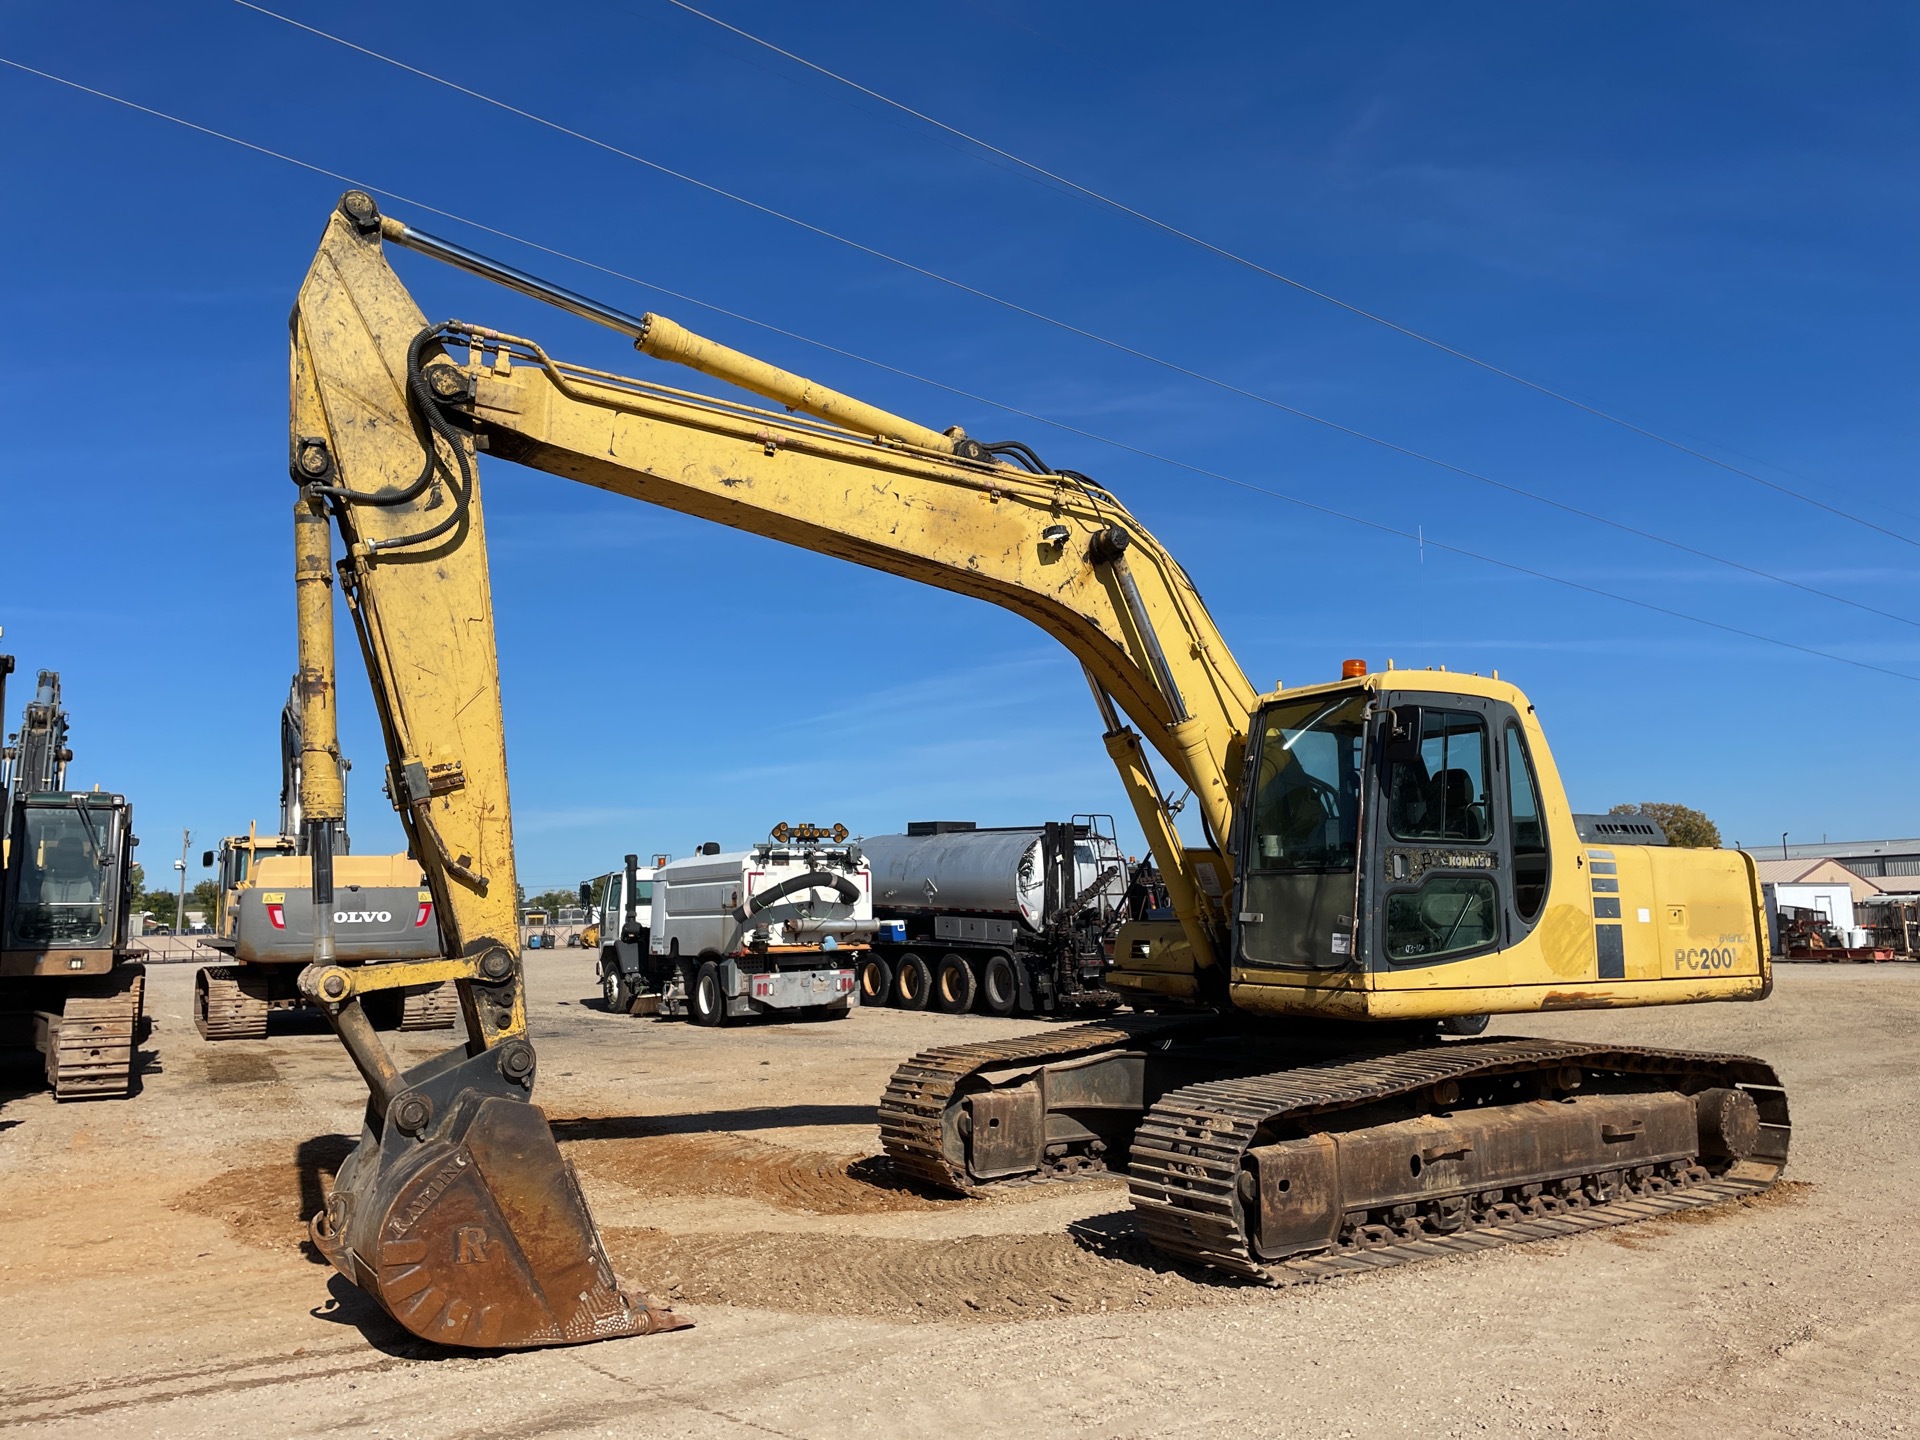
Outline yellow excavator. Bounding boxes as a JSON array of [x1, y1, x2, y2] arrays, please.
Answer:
[[195, 678, 454, 1040], [283, 192, 1787, 1348]]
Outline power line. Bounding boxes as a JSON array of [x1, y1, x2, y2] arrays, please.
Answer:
[[658, 0, 1919, 550], [223, 3, 1920, 636], [3, 55, 1914, 686]]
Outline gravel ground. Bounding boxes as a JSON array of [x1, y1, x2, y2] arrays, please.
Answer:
[[1, 956, 1914, 1438]]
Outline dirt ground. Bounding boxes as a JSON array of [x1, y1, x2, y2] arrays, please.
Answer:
[[1, 956, 1915, 1439]]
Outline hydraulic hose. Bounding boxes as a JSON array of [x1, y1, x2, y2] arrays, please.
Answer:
[[732, 870, 860, 923], [305, 323, 477, 555]]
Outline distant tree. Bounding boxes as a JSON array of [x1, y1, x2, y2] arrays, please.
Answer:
[[132, 863, 175, 925], [187, 879, 221, 925], [525, 889, 576, 917], [1610, 802, 1721, 849]]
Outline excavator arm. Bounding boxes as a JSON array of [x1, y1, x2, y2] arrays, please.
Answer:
[[293, 193, 1256, 969], [287, 191, 1259, 1348]]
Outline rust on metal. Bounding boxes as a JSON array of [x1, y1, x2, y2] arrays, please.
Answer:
[[313, 1091, 689, 1347], [40, 965, 145, 1099], [878, 1015, 1206, 1193], [1128, 1037, 1790, 1283]]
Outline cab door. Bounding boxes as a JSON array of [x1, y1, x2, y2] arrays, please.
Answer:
[[603, 873, 629, 966], [1367, 696, 1507, 978]]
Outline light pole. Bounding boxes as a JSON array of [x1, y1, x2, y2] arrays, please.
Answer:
[[174, 828, 191, 934], [1780, 831, 1789, 861]]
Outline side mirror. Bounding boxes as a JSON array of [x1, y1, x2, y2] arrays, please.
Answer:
[[578, 881, 592, 906], [201, 850, 215, 869], [1381, 705, 1421, 765]]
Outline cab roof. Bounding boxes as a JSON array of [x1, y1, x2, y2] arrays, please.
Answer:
[[1256, 667, 1534, 712]]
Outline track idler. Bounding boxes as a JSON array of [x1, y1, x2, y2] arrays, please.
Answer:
[[310, 1035, 688, 1348]]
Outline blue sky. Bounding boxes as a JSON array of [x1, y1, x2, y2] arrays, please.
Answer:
[[1, 2, 1914, 889]]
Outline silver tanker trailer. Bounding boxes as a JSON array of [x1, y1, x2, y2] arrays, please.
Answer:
[[860, 817, 1129, 1016]]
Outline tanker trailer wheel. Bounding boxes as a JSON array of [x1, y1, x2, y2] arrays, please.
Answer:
[[601, 966, 632, 1014], [892, 952, 933, 1011], [934, 953, 978, 1014], [858, 954, 893, 1006], [690, 960, 727, 1027], [980, 953, 1019, 1015]]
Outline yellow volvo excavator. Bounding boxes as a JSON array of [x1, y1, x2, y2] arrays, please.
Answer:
[[284, 192, 1787, 1349]]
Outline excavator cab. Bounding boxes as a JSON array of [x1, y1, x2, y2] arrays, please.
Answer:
[[1110, 668, 1768, 1017], [1, 792, 133, 965], [206, 828, 299, 941], [1217, 669, 1770, 1020]]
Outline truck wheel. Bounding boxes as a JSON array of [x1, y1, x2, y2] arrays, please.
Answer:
[[858, 955, 894, 1006], [980, 953, 1019, 1015], [601, 967, 632, 1014], [1441, 1013, 1490, 1036], [934, 953, 977, 1014], [892, 952, 932, 1011], [690, 960, 726, 1026]]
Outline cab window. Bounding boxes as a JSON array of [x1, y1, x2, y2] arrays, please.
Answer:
[[1505, 723, 1549, 920], [1385, 877, 1497, 961], [1387, 709, 1491, 842], [5, 805, 114, 948], [1239, 691, 1369, 970], [1248, 692, 1368, 870]]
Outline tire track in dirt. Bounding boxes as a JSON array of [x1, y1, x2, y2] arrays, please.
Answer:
[[603, 1224, 1245, 1323]]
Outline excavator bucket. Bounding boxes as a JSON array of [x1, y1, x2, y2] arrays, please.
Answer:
[[309, 1042, 688, 1348]]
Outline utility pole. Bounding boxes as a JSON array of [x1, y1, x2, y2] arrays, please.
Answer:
[[174, 827, 191, 933]]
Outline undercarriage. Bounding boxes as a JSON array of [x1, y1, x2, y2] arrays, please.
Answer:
[[879, 1018, 1789, 1280], [0, 965, 146, 1100]]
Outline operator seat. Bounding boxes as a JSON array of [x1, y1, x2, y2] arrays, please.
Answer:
[[28, 836, 92, 901], [1437, 769, 1487, 841]]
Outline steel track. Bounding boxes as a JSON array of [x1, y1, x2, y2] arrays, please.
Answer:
[[878, 1015, 1207, 1193], [1128, 1037, 1790, 1282], [398, 980, 460, 1031], [879, 1025, 1791, 1283], [48, 966, 145, 1099], [194, 965, 270, 1040]]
